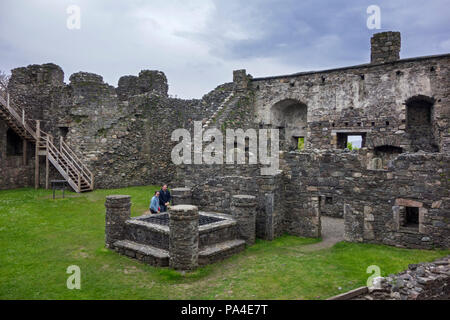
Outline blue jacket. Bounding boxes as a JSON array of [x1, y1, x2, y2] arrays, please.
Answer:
[[150, 196, 159, 212]]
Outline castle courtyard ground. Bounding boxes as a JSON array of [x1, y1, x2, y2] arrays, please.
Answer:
[[1, 186, 448, 300]]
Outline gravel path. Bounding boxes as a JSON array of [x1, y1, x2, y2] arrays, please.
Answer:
[[300, 216, 345, 252]]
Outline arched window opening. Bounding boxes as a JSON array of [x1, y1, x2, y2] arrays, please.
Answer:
[[271, 99, 307, 151]]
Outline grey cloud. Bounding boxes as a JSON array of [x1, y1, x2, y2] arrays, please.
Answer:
[[0, 0, 448, 98]]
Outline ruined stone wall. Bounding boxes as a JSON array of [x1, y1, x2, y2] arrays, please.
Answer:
[[0, 119, 34, 190], [283, 150, 449, 249], [252, 54, 450, 153], [8, 63, 66, 135], [3, 63, 234, 190], [188, 173, 286, 241], [343, 153, 449, 249], [352, 255, 450, 300]]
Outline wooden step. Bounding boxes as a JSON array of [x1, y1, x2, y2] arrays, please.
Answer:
[[113, 240, 169, 267]]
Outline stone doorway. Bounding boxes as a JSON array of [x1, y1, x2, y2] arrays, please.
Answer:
[[302, 216, 344, 252]]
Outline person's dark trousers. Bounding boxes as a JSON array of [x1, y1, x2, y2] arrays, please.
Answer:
[[150, 209, 158, 214], [159, 189, 171, 212]]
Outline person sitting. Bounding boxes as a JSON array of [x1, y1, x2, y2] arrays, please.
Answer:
[[159, 184, 171, 212], [149, 191, 160, 214]]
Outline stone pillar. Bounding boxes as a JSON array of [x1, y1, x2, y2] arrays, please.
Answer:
[[105, 195, 131, 248], [258, 176, 277, 240], [169, 205, 199, 270], [171, 187, 192, 205], [231, 195, 257, 245], [310, 196, 321, 238], [370, 31, 401, 64]]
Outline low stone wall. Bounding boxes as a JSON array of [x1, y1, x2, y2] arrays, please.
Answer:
[[187, 173, 297, 240], [351, 255, 450, 300]]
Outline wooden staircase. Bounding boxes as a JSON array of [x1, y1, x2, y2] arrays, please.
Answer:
[[0, 88, 94, 193]]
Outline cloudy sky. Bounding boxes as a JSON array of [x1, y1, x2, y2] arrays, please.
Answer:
[[0, 0, 449, 98]]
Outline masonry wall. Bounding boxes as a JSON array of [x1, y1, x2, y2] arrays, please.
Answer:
[[344, 153, 449, 249], [282, 150, 449, 249], [0, 119, 35, 190], [252, 54, 450, 153], [4, 63, 234, 189], [186, 173, 286, 240]]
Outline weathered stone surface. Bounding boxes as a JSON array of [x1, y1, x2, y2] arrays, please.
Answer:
[[395, 198, 423, 208], [371, 31, 401, 64], [105, 195, 131, 248], [114, 240, 169, 266], [0, 64, 234, 190], [231, 195, 257, 246], [351, 255, 450, 300], [171, 187, 192, 205], [198, 239, 246, 266], [169, 205, 199, 270]]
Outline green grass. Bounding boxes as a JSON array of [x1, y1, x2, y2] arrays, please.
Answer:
[[0, 187, 448, 300]]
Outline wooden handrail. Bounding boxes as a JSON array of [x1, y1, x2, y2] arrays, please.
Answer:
[[45, 135, 82, 177], [59, 138, 93, 184], [0, 91, 37, 139], [0, 83, 94, 191]]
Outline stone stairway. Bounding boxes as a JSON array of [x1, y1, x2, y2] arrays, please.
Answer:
[[111, 211, 246, 267], [0, 89, 94, 192], [202, 92, 235, 132]]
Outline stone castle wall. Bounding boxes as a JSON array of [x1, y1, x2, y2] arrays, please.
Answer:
[[0, 63, 234, 190], [282, 150, 449, 249], [252, 54, 450, 153], [0, 32, 448, 250]]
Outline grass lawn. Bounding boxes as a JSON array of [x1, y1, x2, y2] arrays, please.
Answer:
[[0, 186, 448, 300]]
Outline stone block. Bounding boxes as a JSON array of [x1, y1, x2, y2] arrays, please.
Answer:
[[395, 198, 423, 208]]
